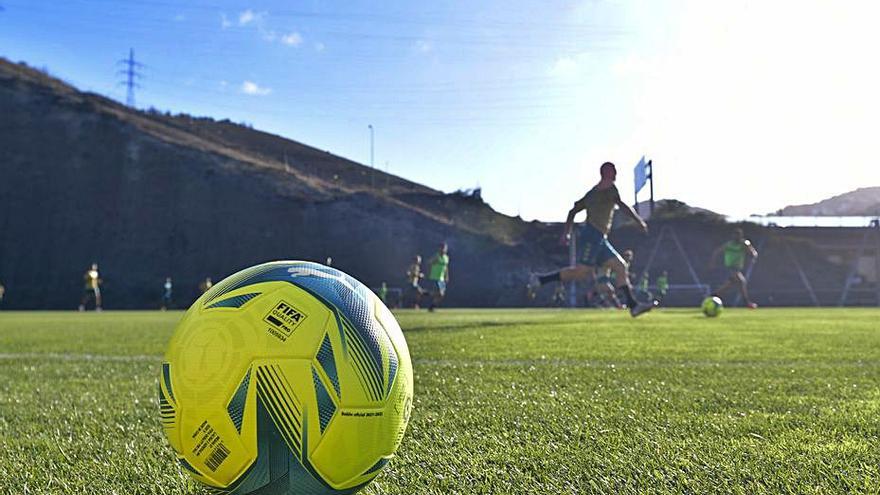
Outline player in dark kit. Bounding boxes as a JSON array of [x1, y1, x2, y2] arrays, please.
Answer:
[[405, 255, 426, 309], [161, 277, 173, 311], [527, 162, 656, 317], [710, 227, 758, 308], [79, 263, 103, 311]]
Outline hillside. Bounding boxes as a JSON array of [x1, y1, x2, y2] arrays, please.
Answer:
[[0, 58, 551, 308], [633, 199, 725, 221], [774, 187, 880, 216]]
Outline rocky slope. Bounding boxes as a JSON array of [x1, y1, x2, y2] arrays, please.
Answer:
[[774, 187, 880, 216]]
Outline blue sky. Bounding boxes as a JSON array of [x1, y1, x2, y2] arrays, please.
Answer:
[[2, 1, 877, 220]]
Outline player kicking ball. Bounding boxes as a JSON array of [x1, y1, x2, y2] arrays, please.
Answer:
[[710, 227, 758, 308], [528, 162, 656, 317]]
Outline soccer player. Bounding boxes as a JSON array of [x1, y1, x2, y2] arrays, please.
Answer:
[[636, 272, 652, 301], [199, 277, 213, 294], [620, 249, 637, 287], [710, 228, 759, 308], [527, 162, 655, 317], [0, 281, 5, 309], [79, 263, 102, 311], [426, 243, 450, 312], [161, 277, 173, 311], [656, 271, 669, 301], [551, 283, 567, 306], [378, 282, 388, 304], [405, 255, 425, 309], [595, 267, 622, 308]]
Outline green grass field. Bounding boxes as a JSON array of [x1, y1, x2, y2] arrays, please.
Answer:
[[2, 308, 880, 494]]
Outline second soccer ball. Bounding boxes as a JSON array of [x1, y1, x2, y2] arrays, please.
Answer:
[[702, 296, 723, 317]]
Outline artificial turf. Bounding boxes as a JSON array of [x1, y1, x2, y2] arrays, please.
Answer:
[[1, 308, 879, 494]]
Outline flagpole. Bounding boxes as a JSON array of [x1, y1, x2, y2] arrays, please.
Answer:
[[649, 160, 655, 215]]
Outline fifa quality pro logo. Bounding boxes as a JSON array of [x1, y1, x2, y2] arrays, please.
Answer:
[[264, 300, 307, 342]]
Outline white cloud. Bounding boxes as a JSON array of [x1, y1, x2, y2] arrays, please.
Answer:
[[240, 81, 271, 96], [220, 14, 232, 29], [413, 40, 432, 53], [549, 57, 578, 77], [314, 42, 325, 52], [281, 32, 303, 47], [611, 53, 656, 77], [549, 52, 592, 79], [238, 9, 266, 26], [172, 13, 185, 22]]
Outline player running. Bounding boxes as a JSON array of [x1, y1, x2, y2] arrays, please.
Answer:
[[527, 162, 655, 317], [161, 277, 173, 311], [427, 243, 450, 312], [710, 228, 759, 308], [405, 255, 426, 309], [79, 263, 102, 311]]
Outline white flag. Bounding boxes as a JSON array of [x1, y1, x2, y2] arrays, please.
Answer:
[[634, 156, 649, 194]]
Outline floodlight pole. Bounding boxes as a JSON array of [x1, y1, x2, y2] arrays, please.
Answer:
[[368, 124, 375, 189]]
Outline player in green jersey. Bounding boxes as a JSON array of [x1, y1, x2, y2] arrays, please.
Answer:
[[710, 228, 758, 308], [527, 162, 656, 317], [378, 282, 388, 304], [427, 243, 450, 311], [636, 272, 652, 301], [656, 271, 669, 301]]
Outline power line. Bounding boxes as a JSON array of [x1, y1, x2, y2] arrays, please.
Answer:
[[63, 0, 626, 35], [116, 48, 143, 107], [5, 1, 625, 49]]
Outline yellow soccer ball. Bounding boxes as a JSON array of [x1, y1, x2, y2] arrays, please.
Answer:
[[159, 261, 413, 494], [701, 296, 724, 317]]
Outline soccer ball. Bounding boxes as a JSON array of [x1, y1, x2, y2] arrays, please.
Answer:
[[159, 261, 413, 494], [701, 296, 723, 317]]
